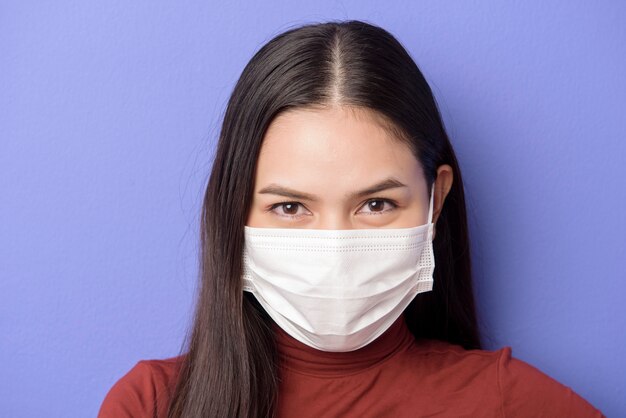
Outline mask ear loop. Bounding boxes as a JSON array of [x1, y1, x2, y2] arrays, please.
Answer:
[[427, 182, 435, 225]]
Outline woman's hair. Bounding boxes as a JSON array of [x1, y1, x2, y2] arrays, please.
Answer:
[[167, 19, 481, 417]]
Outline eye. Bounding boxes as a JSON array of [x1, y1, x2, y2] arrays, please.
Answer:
[[268, 202, 311, 219], [357, 198, 398, 215], [267, 199, 397, 219]]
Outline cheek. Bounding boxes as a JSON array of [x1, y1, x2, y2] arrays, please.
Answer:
[[246, 207, 263, 227], [245, 198, 263, 226], [381, 199, 425, 228], [246, 198, 279, 227]]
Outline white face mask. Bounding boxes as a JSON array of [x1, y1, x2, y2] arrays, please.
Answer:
[[242, 184, 435, 352]]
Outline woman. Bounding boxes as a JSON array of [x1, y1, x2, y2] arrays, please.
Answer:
[[98, 20, 603, 417]]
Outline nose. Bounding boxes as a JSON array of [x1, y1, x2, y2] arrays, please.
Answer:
[[315, 212, 354, 230]]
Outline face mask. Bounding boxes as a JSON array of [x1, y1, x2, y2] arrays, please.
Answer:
[[242, 184, 435, 352]]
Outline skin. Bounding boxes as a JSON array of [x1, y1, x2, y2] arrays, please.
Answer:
[[246, 105, 453, 240]]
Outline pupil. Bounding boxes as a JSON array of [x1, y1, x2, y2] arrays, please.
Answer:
[[369, 200, 383, 211], [284, 203, 297, 214]]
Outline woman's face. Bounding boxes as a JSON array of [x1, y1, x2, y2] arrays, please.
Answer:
[[246, 105, 451, 230]]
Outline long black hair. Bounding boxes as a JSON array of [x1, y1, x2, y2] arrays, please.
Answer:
[[167, 19, 481, 417]]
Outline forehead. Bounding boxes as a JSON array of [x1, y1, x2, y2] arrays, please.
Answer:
[[255, 106, 420, 185]]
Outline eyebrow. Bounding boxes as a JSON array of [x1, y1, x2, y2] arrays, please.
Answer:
[[257, 177, 408, 202]]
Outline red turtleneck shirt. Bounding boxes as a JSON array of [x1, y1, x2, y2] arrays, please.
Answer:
[[98, 316, 603, 417]]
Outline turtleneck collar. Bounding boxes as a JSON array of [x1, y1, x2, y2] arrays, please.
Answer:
[[272, 314, 416, 378]]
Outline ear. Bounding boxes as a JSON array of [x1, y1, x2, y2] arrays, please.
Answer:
[[432, 164, 454, 241]]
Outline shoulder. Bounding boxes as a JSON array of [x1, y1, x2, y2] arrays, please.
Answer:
[[495, 347, 603, 417], [410, 340, 604, 417], [97, 354, 185, 418], [406, 338, 503, 383]]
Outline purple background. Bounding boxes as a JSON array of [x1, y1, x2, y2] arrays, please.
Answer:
[[2, 1, 624, 416]]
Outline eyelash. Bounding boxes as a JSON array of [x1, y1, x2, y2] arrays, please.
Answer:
[[267, 198, 399, 219]]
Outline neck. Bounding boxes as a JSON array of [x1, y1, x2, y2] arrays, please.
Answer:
[[272, 314, 415, 377]]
